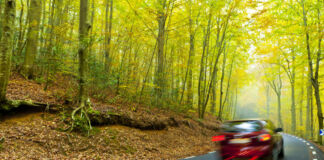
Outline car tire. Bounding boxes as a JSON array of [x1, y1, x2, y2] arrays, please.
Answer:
[[279, 143, 284, 158], [264, 150, 278, 160]]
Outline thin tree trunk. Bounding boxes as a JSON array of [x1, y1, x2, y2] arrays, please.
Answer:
[[198, 13, 212, 118], [104, 0, 113, 73], [299, 69, 305, 127], [44, 0, 55, 91], [290, 54, 296, 133], [266, 84, 270, 118], [218, 51, 227, 119], [221, 57, 234, 115], [268, 68, 283, 128], [199, 6, 232, 119], [306, 77, 312, 138], [210, 78, 218, 114], [139, 43, 157, 101], [277, 92, 283, 128], [233, 87, 238, 119]]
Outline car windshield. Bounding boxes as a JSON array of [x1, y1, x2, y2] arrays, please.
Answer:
[[221, 121, 263, 133]]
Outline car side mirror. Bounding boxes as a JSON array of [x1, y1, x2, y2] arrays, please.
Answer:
[[275, 128, 283, 133]]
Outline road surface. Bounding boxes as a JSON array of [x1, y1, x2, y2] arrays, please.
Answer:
[[182, 134, 324, 160]]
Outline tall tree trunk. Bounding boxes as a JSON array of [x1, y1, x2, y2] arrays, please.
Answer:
[[88, 0, 95, 55], [0, 0, 15, 103], [268, 69, 283, 128], [139, 43, 156, 101], [78, 0, 89, 107], [104, 0, 113, 74], [220, 56, 234, 119], [16, 0, 24, 58], [39, 0, 46, 59], [313, 0, 322, 144], [179, 21, 195, 106], [15, 0, 28, 59], [23, 0, 42, 79], [44, 0, 55, 91], [155, 0, 167, 107], [302, 0, 323, 144], [187, 29, 195, 108]]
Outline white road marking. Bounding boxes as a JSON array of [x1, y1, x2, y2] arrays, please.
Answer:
[[307, 143, 310, 145], [310, 146, 314, 149], [312, 151, 317, 155], [208, 151, 216, 154], [184, 156, 195, 159]]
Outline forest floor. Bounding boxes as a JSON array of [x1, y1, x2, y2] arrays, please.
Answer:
[[0, 73, 220, 159]]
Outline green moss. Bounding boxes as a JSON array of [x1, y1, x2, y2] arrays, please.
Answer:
[[106, 110, 119, 116], [87, 107, 100, 115]]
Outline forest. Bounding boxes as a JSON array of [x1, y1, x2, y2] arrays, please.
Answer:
[[0, 0, 323, 159]]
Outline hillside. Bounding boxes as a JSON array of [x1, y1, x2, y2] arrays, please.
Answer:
[[0, 73, 220, 159]]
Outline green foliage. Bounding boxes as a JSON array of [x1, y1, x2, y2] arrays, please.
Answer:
[[87, 107, 100, 115], [106, 95, 121, 104], [71, 113, 93, 136], [59, 110, 68, 122]]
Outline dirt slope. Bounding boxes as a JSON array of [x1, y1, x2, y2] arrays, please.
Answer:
[[0, 73, 220, 159]]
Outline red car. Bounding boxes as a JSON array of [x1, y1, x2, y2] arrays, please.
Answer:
[[213, 119, 284, 160]]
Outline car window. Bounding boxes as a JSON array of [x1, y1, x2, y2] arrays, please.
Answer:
[[261, 120, 276, 130], [221, 121, 263, 133]]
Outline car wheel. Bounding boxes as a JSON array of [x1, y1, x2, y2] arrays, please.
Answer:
[[279, 143, 284, 158], [264, 150, 278, 160]]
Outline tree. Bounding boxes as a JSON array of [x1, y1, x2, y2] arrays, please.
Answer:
[[0, 0, 15, 103], [155, 0, 167, 107], [23, 0, 42, 79], [70, 0, 92, 133], [279, 46, 296, 133], [78, 0, 90, 110], [104, 0, 113, 74], [266, 65, 284, 128], [301, 0, 323, 144]]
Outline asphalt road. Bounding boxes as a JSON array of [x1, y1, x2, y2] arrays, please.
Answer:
[[182, 134, 324, 160]]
